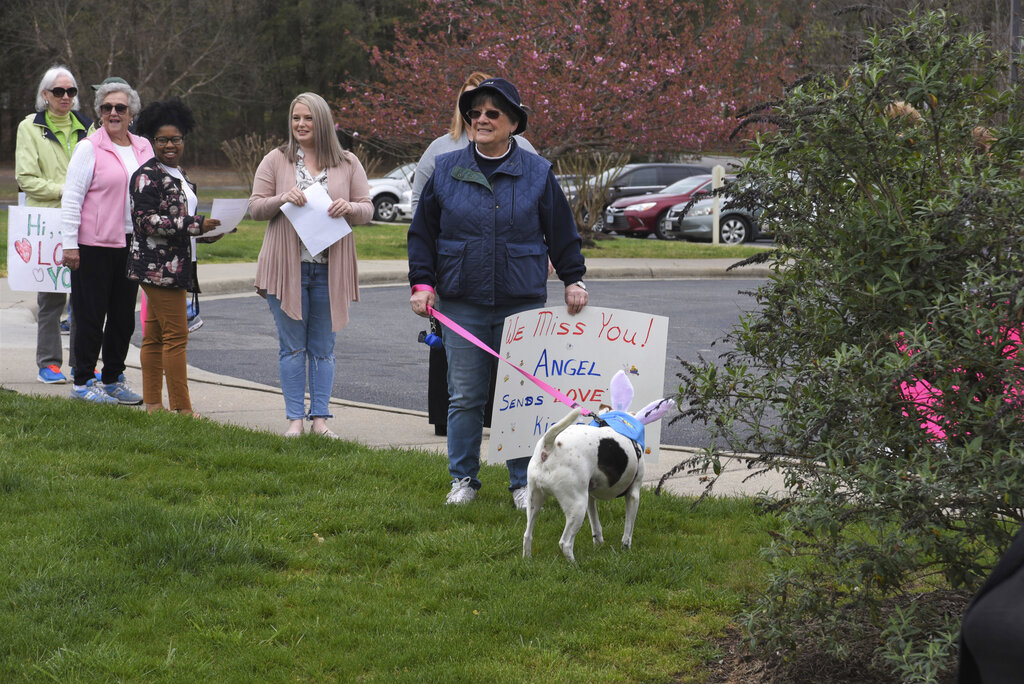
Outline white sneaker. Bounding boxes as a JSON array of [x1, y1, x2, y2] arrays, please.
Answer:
[[446, 477, 477, 505], [512, 487, 529, 511]]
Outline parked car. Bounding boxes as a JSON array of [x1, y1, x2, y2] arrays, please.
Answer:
[[663, 192, 762, 245], [554, 173, 584, 203], [395, 188, 413, 221], [368, 163, 416, 222], [586, 162, 710, 231], [603, 174, 728, 240]]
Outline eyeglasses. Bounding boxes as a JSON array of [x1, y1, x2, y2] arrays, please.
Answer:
[[99, 103, 129, 115], [154, 136, 184, 146], [49, 87, 78, 98], [467, 109, 502, 121]]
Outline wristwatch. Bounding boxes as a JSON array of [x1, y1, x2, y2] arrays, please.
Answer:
[[568, 281, 587, 291]]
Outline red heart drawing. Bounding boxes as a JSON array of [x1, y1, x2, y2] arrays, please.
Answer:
[[15, 238, 31, 263]]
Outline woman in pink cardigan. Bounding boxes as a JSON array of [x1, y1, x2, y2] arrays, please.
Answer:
[[250, 92, 373, 438]]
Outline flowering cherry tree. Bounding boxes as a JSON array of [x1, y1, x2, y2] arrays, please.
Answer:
[[335, 0, 798, 157]]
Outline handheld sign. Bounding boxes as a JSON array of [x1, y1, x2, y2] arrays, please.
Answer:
[[7, 206, 69, 293], [487, 305, 669, 464]]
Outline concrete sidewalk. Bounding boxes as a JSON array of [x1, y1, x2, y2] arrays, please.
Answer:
[[0, 258, 787, 498]]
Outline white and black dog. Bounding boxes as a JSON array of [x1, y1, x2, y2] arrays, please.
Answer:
[[522, 371, 672, 562]]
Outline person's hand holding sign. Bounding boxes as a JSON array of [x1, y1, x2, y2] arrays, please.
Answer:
[[565, 282, 588, 315]]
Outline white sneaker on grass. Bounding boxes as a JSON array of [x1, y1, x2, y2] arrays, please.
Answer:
[[445, 477, 477, 505], [512, 487, 529, 511]]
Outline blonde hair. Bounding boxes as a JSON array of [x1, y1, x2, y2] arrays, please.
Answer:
[[285, 92, 347, 167], [448, 71, 491, 140]]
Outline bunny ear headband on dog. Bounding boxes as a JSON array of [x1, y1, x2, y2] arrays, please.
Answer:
[[589, 370, 673, 451], [608, 369, 672, 424]]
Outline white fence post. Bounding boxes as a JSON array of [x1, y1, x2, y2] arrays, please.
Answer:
[[711, 164, 724, 246]]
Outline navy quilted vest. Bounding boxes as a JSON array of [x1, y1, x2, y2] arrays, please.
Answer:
[[430, 142, 551, 305]]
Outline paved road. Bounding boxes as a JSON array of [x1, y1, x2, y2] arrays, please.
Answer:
[[168, 278, 764, 447]]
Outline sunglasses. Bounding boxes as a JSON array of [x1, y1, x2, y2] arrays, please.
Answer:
[[99, 103, 129, 115], [154, 136, 184, 146], [467, 109, 502, 121], [49, 87, 79, 98]]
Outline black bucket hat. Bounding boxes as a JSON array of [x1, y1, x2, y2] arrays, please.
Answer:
[[458, 77, 528, 135]]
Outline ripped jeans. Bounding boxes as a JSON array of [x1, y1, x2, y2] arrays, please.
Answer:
[[267, 262, 336, 421]]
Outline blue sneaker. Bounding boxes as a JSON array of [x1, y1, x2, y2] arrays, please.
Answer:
[[103, 379, 143, 405], [186, 301, 203, 333], [70, 379, 118, 404], [38, 364, 67, 384], [60, 319, 70, 335]]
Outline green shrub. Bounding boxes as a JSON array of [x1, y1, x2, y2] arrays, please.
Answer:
[[676, 10, 1024, 681]]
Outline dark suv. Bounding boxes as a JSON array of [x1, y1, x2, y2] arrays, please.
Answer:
[[590, 163, 710, 231], [601, 163, 710, 202]]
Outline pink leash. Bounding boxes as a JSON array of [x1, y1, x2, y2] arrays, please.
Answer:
[[426, 304, 595, 417]]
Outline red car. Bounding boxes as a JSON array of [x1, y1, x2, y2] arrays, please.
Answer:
[[603, 174, 721, 240]]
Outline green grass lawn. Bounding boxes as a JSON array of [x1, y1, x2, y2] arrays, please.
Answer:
[[2, 210, 766, 276], [0, 391, 774, 682]]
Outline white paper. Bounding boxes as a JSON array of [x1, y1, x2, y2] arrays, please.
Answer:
[[280, 183, 352, 255], [204, 198, 249, 237]]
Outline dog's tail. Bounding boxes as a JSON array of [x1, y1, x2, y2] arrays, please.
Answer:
[[542, 408, 582, 451]]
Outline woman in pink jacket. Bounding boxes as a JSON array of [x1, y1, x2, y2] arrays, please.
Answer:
[[250, 92, 373, 438], [61, 79, 152, 404]]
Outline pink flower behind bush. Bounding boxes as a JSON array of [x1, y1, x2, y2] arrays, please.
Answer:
[[899, 325, 1024, 439]]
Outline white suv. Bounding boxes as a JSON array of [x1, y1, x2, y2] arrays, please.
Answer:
[[368, 163, 415, 222]]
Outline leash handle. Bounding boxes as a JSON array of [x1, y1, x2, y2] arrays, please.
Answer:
[[427, 305, 595, 417]]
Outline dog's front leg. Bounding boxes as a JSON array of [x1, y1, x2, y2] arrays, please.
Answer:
[[586, 495, 604, 547], [621, 482, 641, 550]]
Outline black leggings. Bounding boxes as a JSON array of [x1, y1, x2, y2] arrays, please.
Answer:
[[69, 244, 138, 386]]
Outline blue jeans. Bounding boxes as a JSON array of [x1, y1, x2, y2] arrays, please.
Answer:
[[267, 262, 336, 421], [439, 297, 537, 491]]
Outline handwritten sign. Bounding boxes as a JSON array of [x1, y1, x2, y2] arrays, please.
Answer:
[[6, 206, 69, 293], [486, 305, 668, 464]]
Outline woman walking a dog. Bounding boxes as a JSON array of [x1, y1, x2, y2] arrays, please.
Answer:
[[250, 92, 374, 438], [411, 71, 540, 437], [408, 76, 588, 508]]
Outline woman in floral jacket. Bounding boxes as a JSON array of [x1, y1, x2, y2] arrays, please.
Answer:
[[128, 98, 223, 416]]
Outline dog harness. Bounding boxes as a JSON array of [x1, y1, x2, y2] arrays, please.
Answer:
[[590, 411, 645, 450]]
